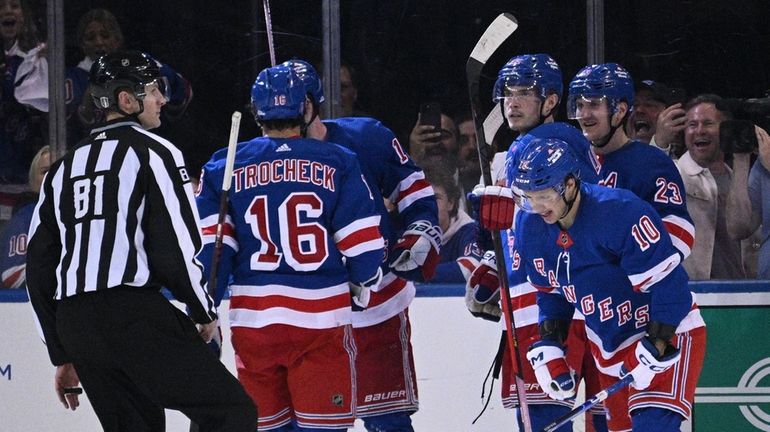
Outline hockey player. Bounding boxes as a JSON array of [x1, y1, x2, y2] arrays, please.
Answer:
[[196, 64, 385, 431], [566, 63, 694, 258], [282, 59, 441, 432], [509, 137, 705, 431], [466, 53, 606, 431]]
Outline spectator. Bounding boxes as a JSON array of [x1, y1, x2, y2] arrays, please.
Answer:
[[0, 144, 48, 289], [422, 161, 481, 283], [675, 94, 746, 279], [0, 0, 46, 228], [643, 81, 689, 159], [626, 80, 680, 145], [726, 124, 769, 278], [14, 8, 193, 145], [72, 9, 193, 127], [454, 111, 481, 198], [408, 108, 458, 168], [340, 61, 369, 117]]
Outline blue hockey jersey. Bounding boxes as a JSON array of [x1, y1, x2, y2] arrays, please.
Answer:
[[496, 123, 603, 329], [0, 202, 33, 289], [515, 183, 702, 365], [594, 140, 694, 258], [324, 117, 439, 327], [196, 136, 385, 329]]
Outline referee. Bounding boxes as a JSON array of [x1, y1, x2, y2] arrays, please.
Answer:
[[26, 50, 257, 432]]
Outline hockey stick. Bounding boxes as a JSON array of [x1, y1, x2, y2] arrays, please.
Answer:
[[465, 12, 534, 432], [263, 0, 277, 66], [541, 374, 633, 432], [207, 111, 242, 299]]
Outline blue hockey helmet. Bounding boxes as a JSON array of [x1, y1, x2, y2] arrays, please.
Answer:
[[566, 63, 634, 119], [512, 137, 581, 195], [251, 64, 307, 121], [281, 59, 325, 105], [507, 122, 599, 188], [492, 54, 563, 103]]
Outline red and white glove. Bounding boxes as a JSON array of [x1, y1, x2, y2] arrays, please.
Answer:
[[470, 185, 516, 230], [389, 220, 442, 282], [465, 250, 501, 321], [620, 337, 681, 390], [527, 340, 577, 400]]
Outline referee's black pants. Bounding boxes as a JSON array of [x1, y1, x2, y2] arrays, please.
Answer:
[[56, 287, 257, 432]]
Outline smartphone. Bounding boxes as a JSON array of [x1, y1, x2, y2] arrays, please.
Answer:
[[720, 119, 758, 153], [669, 88, 687, 105], [419, 102, 442, 134]]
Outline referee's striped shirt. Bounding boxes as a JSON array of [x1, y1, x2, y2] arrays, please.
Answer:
[[27, 119, 216, 365]]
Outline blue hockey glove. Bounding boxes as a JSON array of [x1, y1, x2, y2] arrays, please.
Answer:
[[389, 220, 442, 282]]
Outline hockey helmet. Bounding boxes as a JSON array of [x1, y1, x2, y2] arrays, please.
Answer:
[[512, 137, 581, 196], [89, 50, 161, 110], [566, 63, 634, 119], [493, 54, 563, 103], [251, 64, 307, 121], [281, 59, 325, 106]]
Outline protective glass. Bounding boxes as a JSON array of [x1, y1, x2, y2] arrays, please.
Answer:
[[503, 85, 540, 101], [566, 95, 609, 120], [516, 183, 566, 214]]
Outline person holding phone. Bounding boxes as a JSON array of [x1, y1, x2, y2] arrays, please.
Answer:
[[626, 80, 681, 145], [407, 102, 458, 168]]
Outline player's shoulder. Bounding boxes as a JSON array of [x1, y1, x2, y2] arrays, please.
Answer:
[[328, 117, 395, 140], [584, 182, 650, 216], [625, 140, 678, 166]]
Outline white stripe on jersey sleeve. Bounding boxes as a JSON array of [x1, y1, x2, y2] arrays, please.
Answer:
[[662, 214, 695, 258], [200, 213, 239, 252], [627, 252, 681, 293], [333, 215, 384, 257], [390, 171, 434, 212]]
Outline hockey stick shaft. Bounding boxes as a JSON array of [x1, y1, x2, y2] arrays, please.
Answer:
[[541, 374, 634, 432], [263, 0, 276, 66], [207, 111, 242, 299], [465, 12, 534, 432]]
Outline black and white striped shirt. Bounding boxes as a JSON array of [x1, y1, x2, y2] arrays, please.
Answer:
[[27, 119, 216, 365]]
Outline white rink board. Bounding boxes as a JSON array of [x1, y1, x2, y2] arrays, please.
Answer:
[[1, 296, 521, 431]]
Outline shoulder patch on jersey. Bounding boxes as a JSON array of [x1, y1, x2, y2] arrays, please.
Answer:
[[276, 143, 292, 152]]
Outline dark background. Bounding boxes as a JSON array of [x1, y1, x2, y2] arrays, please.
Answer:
[[29, 0, 770, 172]]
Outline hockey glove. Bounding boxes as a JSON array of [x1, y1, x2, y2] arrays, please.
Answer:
[[389, 220, 442, 282], [465, 250, 502, 321], [468, 185, 515, 231], [349, 267, 383, 310], [620, 336, 681, 390], [527, 340, 577, 401]]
